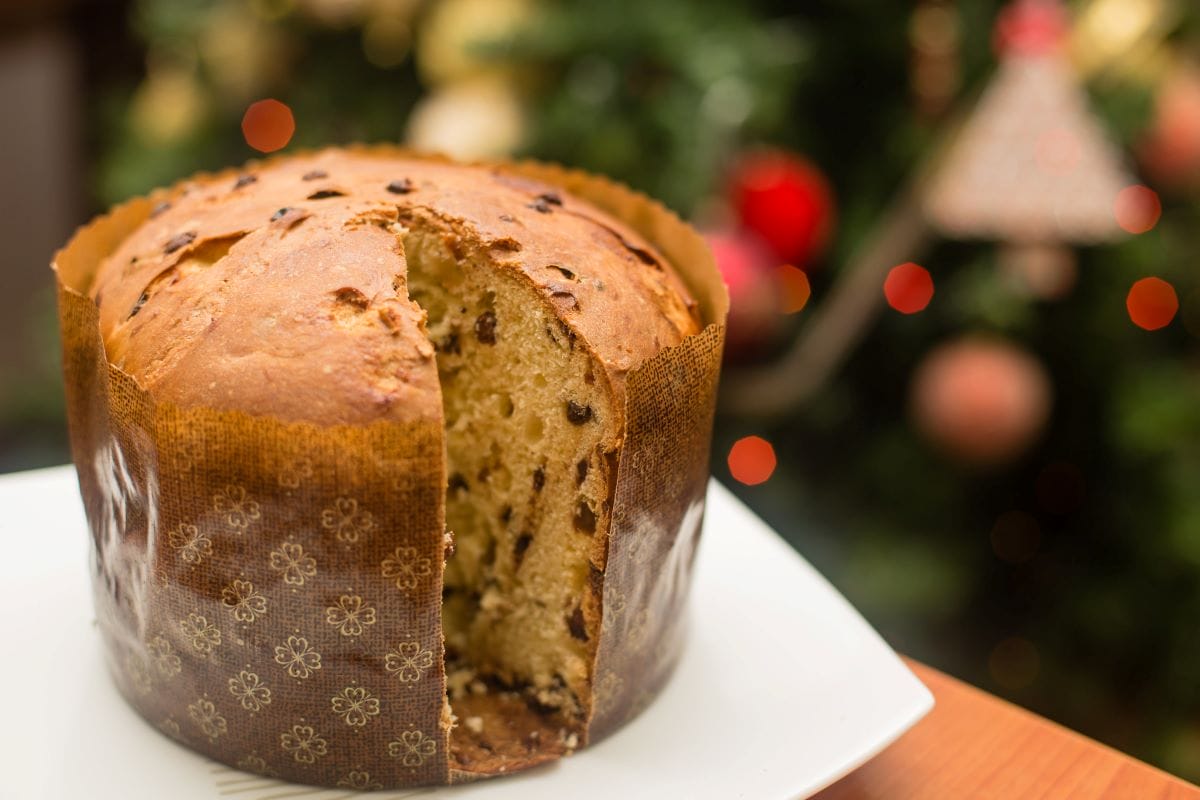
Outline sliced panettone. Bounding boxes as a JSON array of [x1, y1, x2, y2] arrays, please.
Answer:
[[83, 150, 702, 779]]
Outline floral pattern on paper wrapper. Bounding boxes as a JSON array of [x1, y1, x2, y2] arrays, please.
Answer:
[[221, 579, 267, 623], [380, 546, 431, 591], [274, 636, 322, 679], [180, 613, 221, 654], [324, 594, 376, 636], [331, 686, 380, 727], [228, 670, 272, 712], [387, 729, 437, 768], [384, 641, 435, 684], [280, 725, 328, 764], [167, 523, 212, 564], [268, 541, 317, 586], [212, 485, 261, 533], [321, 497, 376, 543]]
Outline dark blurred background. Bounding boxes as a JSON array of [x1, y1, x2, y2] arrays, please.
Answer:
[[6, 0, 1200, 782]]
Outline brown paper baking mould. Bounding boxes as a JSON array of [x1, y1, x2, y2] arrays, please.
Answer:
[[53, 148, 728, 789]]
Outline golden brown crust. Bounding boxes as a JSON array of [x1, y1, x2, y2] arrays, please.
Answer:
[[89, 150, 699, 426]]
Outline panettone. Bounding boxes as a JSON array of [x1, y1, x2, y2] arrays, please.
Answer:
[[54, 148, 726, 788]]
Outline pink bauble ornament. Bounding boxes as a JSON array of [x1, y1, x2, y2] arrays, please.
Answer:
[[911, 338, 1052, 465]]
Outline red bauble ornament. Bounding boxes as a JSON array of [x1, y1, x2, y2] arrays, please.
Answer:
[[706, 229, 782, 358], [910, 338, 1052, 466], [728, 150, 835, 268], [992, 0, 1068, 57]]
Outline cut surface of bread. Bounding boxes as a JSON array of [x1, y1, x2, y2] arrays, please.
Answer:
[[403, 215, 612, 770]]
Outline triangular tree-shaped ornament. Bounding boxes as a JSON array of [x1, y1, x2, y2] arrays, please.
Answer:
[[924, 0, 1133, 248]]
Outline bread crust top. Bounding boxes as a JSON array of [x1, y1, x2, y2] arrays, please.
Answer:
[[89, 150, 701, 425]]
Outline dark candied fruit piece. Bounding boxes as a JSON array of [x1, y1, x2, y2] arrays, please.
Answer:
[[566, 606, 588, 641], [448, 472, 468, 493], [573, 500, 597, 534], [269, 206, 311, 228], [532, 466, 545, 492], [436, 330, 461, 355], [232, 174, 257, 190], [128, 290, 150, 319], [556, 319, 577, 349], [619, 237, 658, 266], [386, 178, 414, 194], [576, 459, 589, 485], [536, 191, 563, 206], [566, 400, 593, 425], [528, 198, 553, 213], [513, 533, 533, 568], [474, 310, 497, 344], [524, 696, 560, 718], [163, 231, 196, 254], [306, 189, 345, 200]]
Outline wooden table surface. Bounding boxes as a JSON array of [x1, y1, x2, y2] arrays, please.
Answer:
[[814, 660, 1200, 800]]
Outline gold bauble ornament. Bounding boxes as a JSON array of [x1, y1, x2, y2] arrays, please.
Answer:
[[1071, 0, 1179, 82], [405, 75, 525, 159], [415, 0, 535, 85], [129, 65, 208, 146], [201, 3, 293, 100]]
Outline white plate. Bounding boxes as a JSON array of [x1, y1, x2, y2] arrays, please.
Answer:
[[0, 465, 931, 799]]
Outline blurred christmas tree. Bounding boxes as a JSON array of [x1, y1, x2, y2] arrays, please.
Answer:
[[93, 0, 1200, 781]]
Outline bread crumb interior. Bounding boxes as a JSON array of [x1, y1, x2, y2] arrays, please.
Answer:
[[402, 217, 609, 772]]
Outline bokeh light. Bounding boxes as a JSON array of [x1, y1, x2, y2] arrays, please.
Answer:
[[363, 17, 411, 68], [1035, 461, 1086, 516], [1126, 277, 1178, 331], [991, 510, 1041, 564], [728, 436, 777, 486], [989, 636, 1040, 691], [241, 98, 295, 153], [776, 264, 811, 314], [884, 262, 934, 314], [1113, 185, 1162, 234]]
